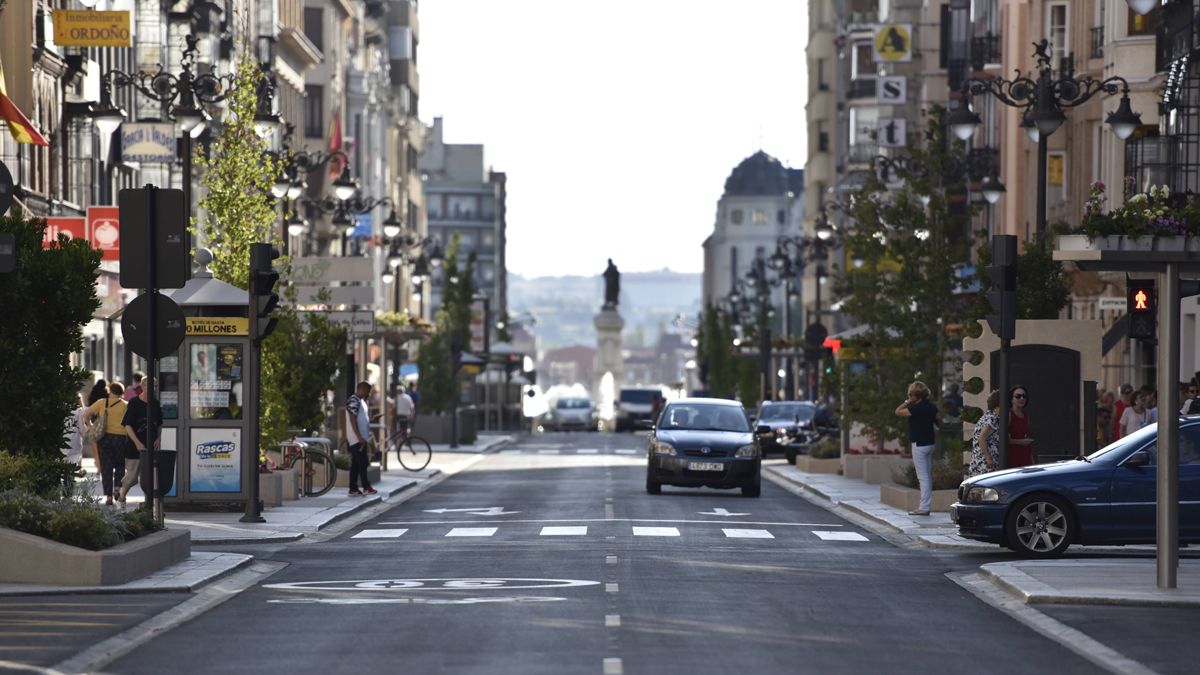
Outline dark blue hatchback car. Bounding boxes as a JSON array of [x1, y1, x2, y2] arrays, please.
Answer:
[[952, 418, 1200, 557], [646, 398, 761, 497]]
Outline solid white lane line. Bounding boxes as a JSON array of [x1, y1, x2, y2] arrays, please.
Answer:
[[351, 529, 409, 539], [577, 448, 599, 454], [812, 530, 869, 542], [603, 657, 624, 675], [605, 583, 619, 593], [605, 614, 621, 627], [445, 527, 497, 537], [540, 526, 587, 536], [722, 528, 775, 539], [632, 526, 680, 537]]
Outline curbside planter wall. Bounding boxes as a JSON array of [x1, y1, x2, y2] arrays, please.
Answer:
[[842, 454, 866, 479], [795, 455, 841, 473], [0, 527, 191, 586], [863, 455, 912, 485], [879, 484, 956, 513], [335, 465, 382, 488]]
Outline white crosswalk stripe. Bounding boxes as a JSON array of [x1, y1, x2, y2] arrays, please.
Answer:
[[540, 526, 588, 536], [722, 528, 774, 539], [812, 530, 869, 542], [352, 528, 408, 539], [446, 527, 498, 537], [576, 448, 599, 454], [632, 526, 680, 537], [537, 449, 558, 454], [615, 449, 639, 455], [501, 449, 523, 454]]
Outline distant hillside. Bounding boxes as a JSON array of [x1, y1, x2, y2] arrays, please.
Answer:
[[509, 270, 702, 352]]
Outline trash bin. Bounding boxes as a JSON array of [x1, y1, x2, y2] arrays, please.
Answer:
[[459, 405, 478, 445], [141, 450, 177, 497]]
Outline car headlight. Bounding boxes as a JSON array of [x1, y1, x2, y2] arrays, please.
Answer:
[[966, 486, 1000, 503], [654, 441, 677, 456], [734, 444, 759, 458]]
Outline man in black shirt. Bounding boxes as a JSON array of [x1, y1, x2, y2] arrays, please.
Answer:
[[123, 378, 163, 507], [895, 381, 938, 516]]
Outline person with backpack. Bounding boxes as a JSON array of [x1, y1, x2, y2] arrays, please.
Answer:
[[85, 381, 128, 505]]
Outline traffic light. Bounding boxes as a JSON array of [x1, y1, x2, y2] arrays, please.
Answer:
[[1128, 279, 1156, 341], [249, 243, 281, 343], [985, 235, 1017, 341]]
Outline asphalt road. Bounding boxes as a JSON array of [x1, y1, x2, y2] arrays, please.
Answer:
[[105, 432, 1104, 674]]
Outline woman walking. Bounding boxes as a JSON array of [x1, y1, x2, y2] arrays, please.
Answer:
[[85, 379, 108, 464], [1008, 385, 1034, 467], [895, 381, 938, 516], [86, 381, 127, 505], [968, 391, 1001, 477]]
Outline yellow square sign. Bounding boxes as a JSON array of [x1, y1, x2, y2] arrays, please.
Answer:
[[874, 24, 913, 63], [52, 10, 132, 48]]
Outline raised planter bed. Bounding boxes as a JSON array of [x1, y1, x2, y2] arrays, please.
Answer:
[[879, 484, 956, 513], [260, 471, 283, 507], [863, 455, 912, 485], [1056, 234, 1196, 253], [842, 453, 866, 479], [795, 455, 841, 473], [0, 527, 190, 586]]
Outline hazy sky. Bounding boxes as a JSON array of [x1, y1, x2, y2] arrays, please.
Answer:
[[419, 1, 808, 277]]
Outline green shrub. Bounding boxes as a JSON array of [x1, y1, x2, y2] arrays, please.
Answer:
[[47, 506, 113, 550], [893, 460, 964, 491], [118, 509, 160, 541], [0, 452, 77, 498], [0, 491, 55, 538], [808, 437, 841, 459]]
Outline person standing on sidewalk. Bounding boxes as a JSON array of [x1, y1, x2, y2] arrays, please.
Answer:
[[968, 391, 1001, 477], [394, 385, 415, 437], [123, 371, 145, 402], [122, 378, 161, 505], [345, 381, 378, 497], [1007, 385, 1034, 467], [895, 381, 937, 516], [86, 381, 127, 505]]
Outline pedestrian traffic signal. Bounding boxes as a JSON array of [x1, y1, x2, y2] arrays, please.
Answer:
[[1128, 279, 1156, 341], [249, 243, 281, 343], [984, 235, 1017, 341]]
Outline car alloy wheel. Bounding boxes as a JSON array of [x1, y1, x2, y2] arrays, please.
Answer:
[[1006, 494, 1073, 558]]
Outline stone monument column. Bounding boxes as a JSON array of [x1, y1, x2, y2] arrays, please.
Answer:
[[594, 259, 625, 424]]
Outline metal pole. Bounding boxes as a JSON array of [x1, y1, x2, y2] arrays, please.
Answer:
[[997, 339, 1010, 469], [782, 279, 792, 399], [182, 135, 194, 277], [1157, 263, 1180, 588], [813, 266, 823, 399], [143, 185, 158, 517], [1036, 133, 1048, 239]]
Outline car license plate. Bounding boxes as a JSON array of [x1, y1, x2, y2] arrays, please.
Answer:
[[687, 462, 724, 472], [949, 505, 959, 523]]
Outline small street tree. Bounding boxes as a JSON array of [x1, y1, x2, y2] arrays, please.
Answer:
[[416, 234, 473, 416], [0, 210, 101, 460], [194, 56, 344, 446]]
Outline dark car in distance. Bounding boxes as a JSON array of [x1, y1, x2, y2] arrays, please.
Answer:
[[952, 418, 1200, 557], [646, 398, 761, 497], [753, 401, 836, 463]]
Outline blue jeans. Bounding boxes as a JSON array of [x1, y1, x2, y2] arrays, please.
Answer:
[[912, 444, 936, 512], [348, 442, 371, 491]]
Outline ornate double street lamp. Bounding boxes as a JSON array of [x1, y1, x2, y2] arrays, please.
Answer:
[[271, 123, 363, 255], [92, 35, 280, 225], [947, 39, 1142, 236]]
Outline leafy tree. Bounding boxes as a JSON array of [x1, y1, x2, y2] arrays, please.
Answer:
[[834, 109, 984, 450], [973, 225, 1071, 321], [0, 210, 101, 459], [415, 234, 474, 416], [416, 318, 453, 414], [260, 310, 346, 440]]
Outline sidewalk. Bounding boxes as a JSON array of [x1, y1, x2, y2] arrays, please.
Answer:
[[766, 460, 1200, 608], [0, 434, 514, 597]]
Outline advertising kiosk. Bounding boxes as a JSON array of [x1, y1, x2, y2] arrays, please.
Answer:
[[161, 253, 255, 507]]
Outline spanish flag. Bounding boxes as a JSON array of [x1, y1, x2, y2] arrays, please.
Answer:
[[0, 54, 49, 146]]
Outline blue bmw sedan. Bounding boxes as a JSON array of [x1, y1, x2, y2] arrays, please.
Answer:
[[952, 418, 1200, 557], [646, 398, 761, 497]]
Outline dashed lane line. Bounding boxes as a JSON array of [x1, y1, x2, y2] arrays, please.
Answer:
[[540, 526, 587, 536], [377, 517, 845, 527], [605, 614, 621, 627], [445, 527, 497, 537], [722, 528, 775, 539], [632, 526, 680, 537], [351, 528, 408, 539], [812, 531, 870, 542], [603, 657, 624, 674]]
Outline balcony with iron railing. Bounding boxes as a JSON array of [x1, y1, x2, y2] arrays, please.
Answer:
[[847, 78, 875, 100], [847, 141, 880, 166], [1157, 0, 1200, 72], [1091, 26, 1104, 59]]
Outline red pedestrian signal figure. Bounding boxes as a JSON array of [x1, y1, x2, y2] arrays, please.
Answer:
[[1134, 289, 1149, 311], [1128, 280, 1156, 340]]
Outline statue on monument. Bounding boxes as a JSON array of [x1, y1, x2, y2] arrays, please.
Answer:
[[602, 258, 620, 309]]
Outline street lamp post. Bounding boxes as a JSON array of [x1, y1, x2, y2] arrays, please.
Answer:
[[773, 207, 841, 399], [948, 39, 1142, 237]]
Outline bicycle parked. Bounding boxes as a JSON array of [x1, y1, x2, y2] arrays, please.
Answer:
[[384, 424, 432, 471], [277, 439, 338, 497]]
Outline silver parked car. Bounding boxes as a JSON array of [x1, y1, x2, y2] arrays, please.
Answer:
[[546, 397, 595, 431]]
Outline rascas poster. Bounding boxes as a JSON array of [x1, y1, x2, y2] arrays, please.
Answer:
[[189, 428, 241, 493]]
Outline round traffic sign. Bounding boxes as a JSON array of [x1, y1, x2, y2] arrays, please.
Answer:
[[121, 292, 186, 358], [0, 160, 14, 217], [805, 322, 829, 348]]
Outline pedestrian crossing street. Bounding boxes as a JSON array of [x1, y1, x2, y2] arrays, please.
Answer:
[[502, 448, 644, 456], [350, 524, 870, 542]]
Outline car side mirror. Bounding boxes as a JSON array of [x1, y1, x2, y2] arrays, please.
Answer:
[[1124, 450, 1151, 468]]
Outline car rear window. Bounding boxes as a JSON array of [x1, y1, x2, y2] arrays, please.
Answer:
[[557, 398, 590, 409], [620, 390, 656, 404]]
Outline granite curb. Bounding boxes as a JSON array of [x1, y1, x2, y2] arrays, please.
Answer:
[[979, 560, 1200, 607], [0, 551, 255, 597]]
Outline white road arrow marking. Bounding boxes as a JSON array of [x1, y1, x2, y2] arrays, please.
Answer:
[[423, 507, 520, 516], [697, 508, 750, 517]]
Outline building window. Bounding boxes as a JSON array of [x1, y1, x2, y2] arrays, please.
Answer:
[[817, 120, 830, 152], [730, 247, 738, 287], [849, 107, 879, 146], [482, 233, 494, 247], [730, 209, 744, 225], [304, 85, 323, 138], [1128, 7, 1160, 36], [1047, 151, 1066, 203], [303, 8, 324, 52], [777, 209, 786, 225], [851, 42, 875, 80], [751, 209, 769, 225], [1046, 3, 1069, 75], [817, 59, 829, 91]]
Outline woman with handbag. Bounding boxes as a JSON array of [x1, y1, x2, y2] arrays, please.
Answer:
[[86, 381, 128, 505]]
